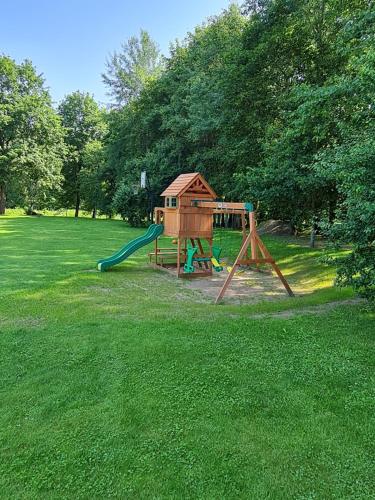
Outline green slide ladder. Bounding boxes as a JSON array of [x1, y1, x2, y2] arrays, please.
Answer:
[[97, 224, 164, 272]]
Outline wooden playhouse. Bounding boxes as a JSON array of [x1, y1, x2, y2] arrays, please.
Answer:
[[150, 173, 217, 277]]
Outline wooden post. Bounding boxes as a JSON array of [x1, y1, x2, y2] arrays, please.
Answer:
[[190, 238, 200, 269], [208, 238, 213, 275], [249, 211, 257, 261], [241, 212, 249, 260], [184, 238, 187, 263], [215, 214, 294, 303], [197, 238, 209, 270], [153, 208, 159, 265], [241, 212, 246, 244], [177, 237, 181, 277]]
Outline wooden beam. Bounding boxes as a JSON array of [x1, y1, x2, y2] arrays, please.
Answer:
[[189, 238, 200, 269], [149, 250, 180, 256], [154, 247, 181, 252], [177, 238, 182, 277], [194, 201, 247, 210], [196, 238, 209, 270], [212, 208, 247, 215], [241, 212, 250, 260], [249, 212, 257, 261]]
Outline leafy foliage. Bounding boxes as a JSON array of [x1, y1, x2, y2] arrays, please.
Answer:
[[313, 27, 375, 299], [104, 6, 246, 225], [58, 92, 106, 217], [80, 140, 107, 218], [102, 30, 164, 107], [0, 56, 65, 214]]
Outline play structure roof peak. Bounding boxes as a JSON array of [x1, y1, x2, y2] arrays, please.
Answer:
[[161, 172, 217, 198]]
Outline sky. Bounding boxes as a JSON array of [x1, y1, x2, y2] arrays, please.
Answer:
[[1, 0, 234, 106]]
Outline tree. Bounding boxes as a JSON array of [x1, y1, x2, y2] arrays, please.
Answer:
[[237, 0, 367, 242], [58, 92, 106, 217], [104, 6, 246, 226], [311, 8, 375, 299], [80, 140, 106, 218], [245, 1, 375, 296], [0, 56, 65, 214], [102, 30, 164, 107]]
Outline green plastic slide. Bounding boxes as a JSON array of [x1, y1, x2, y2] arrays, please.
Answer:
[[97, 224, 164, 272]]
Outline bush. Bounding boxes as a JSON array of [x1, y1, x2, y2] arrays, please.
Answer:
[[111, 182, 148, 226]]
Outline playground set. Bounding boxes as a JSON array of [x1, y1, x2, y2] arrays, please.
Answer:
[[98, 173, 293, 303]]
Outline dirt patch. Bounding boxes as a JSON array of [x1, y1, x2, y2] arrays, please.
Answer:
[[184, 268, 298, 304], [258, 219, 293, 236], [0, 316, 44, 329], [86, 286, 112, 293], [248, 298, 363, 319]]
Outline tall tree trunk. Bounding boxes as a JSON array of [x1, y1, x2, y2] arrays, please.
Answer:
[[328, 197, 336, 224], [224, 213, 229, 229], [0, 185, 6, 215], [92, 206, 97, 219], [74, 192, 80, 218], [310, 217, 318, 248]]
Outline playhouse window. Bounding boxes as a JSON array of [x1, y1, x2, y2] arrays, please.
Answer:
[[166, 197, 178, 208]]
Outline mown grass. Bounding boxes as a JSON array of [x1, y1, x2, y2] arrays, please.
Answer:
[[0, 214, 374, 498]]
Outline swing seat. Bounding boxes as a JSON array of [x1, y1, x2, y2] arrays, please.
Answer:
[[212, 246, 222, 260], [211, 257, 223, 272], [211, 246, 223, 271]]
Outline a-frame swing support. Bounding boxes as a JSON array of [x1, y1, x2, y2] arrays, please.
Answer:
[[190, 200, 294, 303], [214, 211, 294, 304]]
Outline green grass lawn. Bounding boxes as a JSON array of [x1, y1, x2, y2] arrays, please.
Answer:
[[0, 214, 374, 498]]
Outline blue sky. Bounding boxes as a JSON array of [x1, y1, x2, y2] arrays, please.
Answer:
[[1, 0, 234, 105]]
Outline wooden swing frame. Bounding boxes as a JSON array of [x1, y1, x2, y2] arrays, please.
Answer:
[[214, 210, 294, 304], [192, 201, 294, 303]]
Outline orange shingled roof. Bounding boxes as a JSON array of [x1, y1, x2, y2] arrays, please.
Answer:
[[161, 173, 217, 198]]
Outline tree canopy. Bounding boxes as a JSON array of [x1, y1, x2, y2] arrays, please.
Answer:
[[0, 56, 65, 214], [102, 29, 164, 107], [58, 91, 106, 217]]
